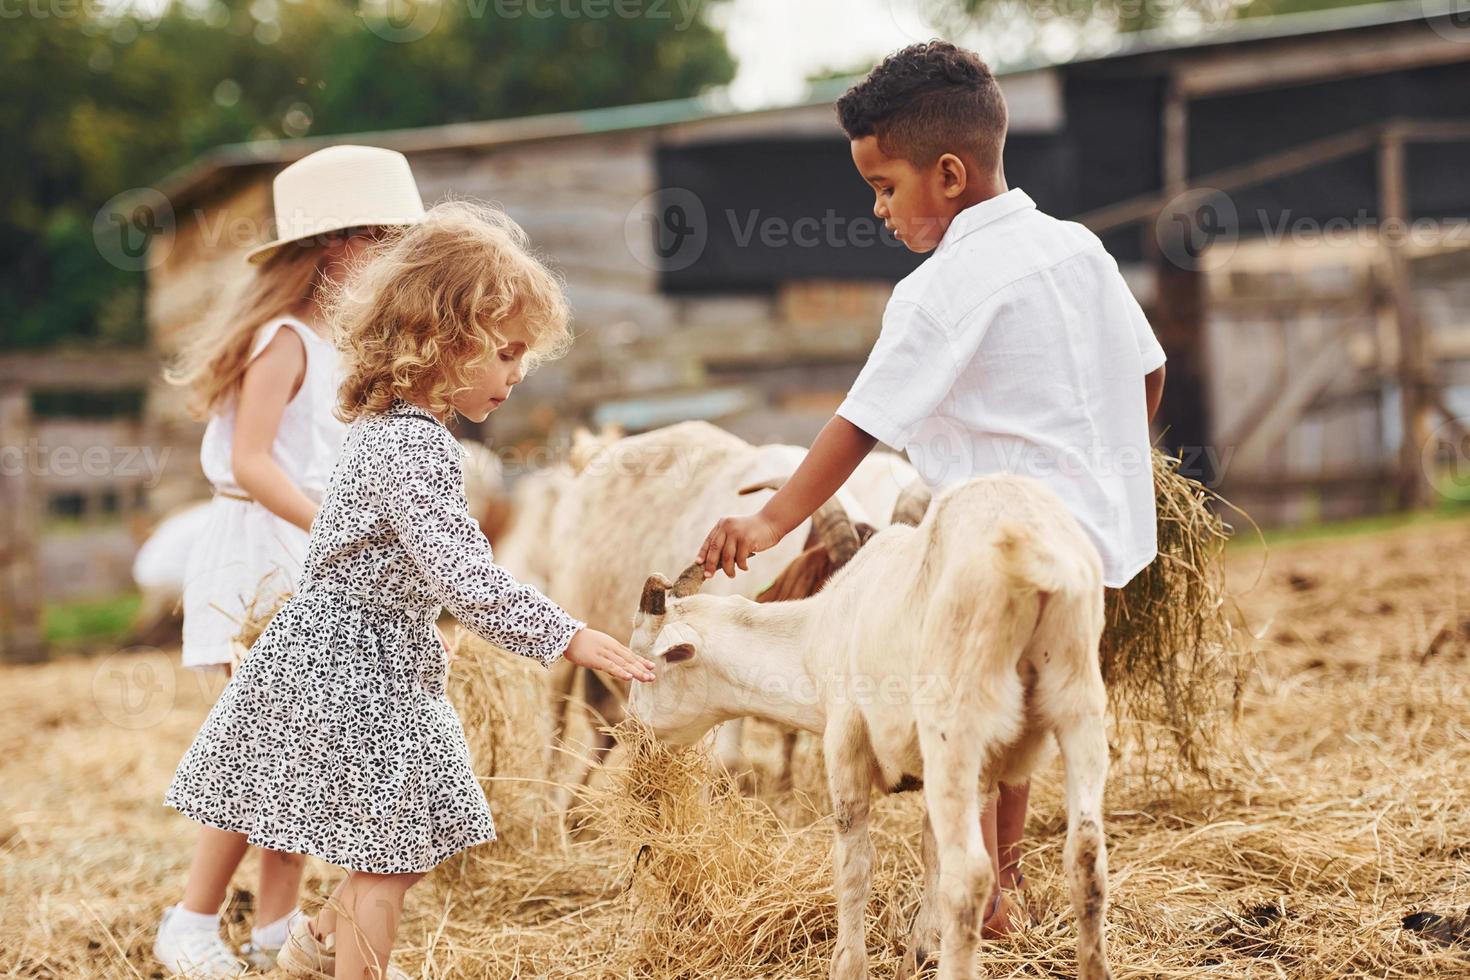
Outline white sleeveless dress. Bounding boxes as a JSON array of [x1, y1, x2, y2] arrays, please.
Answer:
[[180, 316, 347, 671]]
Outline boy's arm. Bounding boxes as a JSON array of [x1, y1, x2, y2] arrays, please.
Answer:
[[1145, 364, 1165, 423], [697, 415, 877, 579]]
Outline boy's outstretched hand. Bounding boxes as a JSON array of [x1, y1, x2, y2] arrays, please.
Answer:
[[564, 627, 656, 683], [697, 512, 783, 579]]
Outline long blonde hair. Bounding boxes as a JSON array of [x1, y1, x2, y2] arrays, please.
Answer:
[[166, 243, 334, 419], [328, 200, 572, 424]]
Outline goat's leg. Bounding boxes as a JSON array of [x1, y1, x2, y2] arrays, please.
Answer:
[[550, 672, 625, 815], [543, 659, 581, 780], [896, 811, 942, 979], [712, 720, 753, 791], [777, 729, 799, 792], [918, 720, 991, 980], [1056, 706, 1111, 980], [825, 711, 874, 980]]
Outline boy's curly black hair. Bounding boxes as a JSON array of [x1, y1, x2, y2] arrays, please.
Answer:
[[836, 41, 1007, 170]]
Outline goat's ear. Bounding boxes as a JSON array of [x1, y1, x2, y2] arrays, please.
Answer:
[[661, 644, 695, 665], [654, 622, 701, 663]]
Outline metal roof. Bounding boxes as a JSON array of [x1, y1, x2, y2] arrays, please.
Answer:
[[156, 0, 1465, 205]]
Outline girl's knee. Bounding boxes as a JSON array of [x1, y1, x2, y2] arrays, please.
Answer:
[[349, 870, 425, 892], [261, 848, 305, 867]]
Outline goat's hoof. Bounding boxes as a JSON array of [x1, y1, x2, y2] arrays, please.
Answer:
[[896, 945, 938, 979]]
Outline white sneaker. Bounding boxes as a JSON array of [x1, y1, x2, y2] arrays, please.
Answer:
[[237, 939, 279, 972], [153, 905, 249, 979]]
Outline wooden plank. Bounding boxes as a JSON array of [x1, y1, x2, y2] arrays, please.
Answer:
[[0, 352, 157, 391], [1176, 28, 1470, 98], [1228, 315, 1360, 473]]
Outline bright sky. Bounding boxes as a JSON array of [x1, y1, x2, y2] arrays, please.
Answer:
[[714, 0, 946, 108]]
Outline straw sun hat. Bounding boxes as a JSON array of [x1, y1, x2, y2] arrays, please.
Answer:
[[246, 144, 426, 264]]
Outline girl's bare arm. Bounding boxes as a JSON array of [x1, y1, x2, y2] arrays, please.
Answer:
[[231, 329, 319, 533]]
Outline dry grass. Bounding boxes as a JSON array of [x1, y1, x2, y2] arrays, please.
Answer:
[[3, 515, 1469, 977], [1101, 451, 1251, 785]]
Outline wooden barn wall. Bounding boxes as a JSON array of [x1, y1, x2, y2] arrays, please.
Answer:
[[1188, 57, 1470, 233]]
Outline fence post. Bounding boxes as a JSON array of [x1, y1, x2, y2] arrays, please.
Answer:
[[1377, 127, 1433, 510], [0, 392, 45, 663]]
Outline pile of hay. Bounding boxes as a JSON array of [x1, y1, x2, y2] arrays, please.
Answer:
[[1101, 450, 1251, 781], [5, 510, 1470, 979]]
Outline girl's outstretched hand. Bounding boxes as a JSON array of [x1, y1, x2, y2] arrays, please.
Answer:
[[563, 627, 656, 683]]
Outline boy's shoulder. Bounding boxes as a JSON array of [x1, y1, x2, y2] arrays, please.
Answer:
[[889, 205, 1111, 322]]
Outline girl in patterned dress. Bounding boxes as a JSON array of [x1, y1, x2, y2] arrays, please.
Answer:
[[156, 146, 428, 977], [159, 200, 656, 980]]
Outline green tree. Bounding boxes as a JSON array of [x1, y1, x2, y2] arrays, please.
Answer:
[[0, 0, 735, 351]]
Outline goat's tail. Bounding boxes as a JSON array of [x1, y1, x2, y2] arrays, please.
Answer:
[[991, 520, 1083, 598]]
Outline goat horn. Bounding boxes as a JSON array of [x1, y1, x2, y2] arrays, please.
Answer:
[[672, 561, 707, 598], [890, 480, 932, 527], [812, 495, 861, 566], [737, 477, 786, 496], [639, 572, 675, 615]]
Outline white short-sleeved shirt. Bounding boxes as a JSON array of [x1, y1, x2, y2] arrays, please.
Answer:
[[835, 189, 1167, 588]]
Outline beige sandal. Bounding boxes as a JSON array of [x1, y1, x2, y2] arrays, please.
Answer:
[[275, 914, 411, 979]]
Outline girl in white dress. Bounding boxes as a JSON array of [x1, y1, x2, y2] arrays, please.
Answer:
[[154, 145, 428, 978]]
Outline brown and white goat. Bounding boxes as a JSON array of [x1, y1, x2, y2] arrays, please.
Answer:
[[628, 474, 1113, 980]]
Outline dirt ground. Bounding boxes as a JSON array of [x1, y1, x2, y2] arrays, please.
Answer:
[[2, 512, 1469, 978]]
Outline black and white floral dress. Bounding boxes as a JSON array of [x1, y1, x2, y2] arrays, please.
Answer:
[[164, 398, 585, 873]]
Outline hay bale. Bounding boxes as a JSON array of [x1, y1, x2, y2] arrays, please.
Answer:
[[1101, 449, 1250, 781]]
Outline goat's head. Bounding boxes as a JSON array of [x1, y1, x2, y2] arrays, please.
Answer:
[[627, 486, 871, 743], [627, 560, 719, 744]]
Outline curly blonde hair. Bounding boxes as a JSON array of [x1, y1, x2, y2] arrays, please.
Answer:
[[328, 200, 573, 424]]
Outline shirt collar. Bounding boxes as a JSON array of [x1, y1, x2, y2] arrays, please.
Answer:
[[934, 188, 1035, 253], [387, 397, 444, 424]]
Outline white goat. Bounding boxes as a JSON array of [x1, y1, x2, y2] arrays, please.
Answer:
[[535, 420, 917, 808], [628, 474, 1112, 980]]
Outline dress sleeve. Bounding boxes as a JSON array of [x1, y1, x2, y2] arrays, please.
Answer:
[[379, 421, 584, 668]]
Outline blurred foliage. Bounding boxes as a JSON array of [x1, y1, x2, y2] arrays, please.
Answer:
[[1, 0, 735, 351], [42, 592, 142, 650], [921, 0, 1386, 56]]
